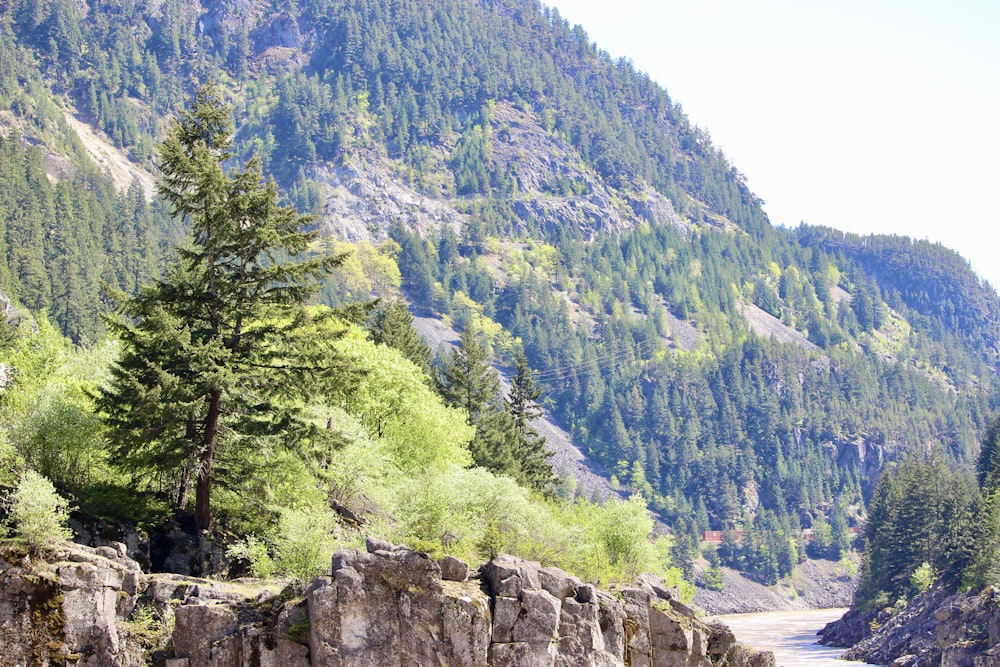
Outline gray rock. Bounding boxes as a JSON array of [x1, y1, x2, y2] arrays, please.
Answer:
[[575, 583, 597, 603], [1, 540, 775, 667], [365, 536, 394, 554], [173, 604, 239, 667], [440, 554, 469, 581]]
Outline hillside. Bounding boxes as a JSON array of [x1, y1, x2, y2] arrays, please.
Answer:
[[1, 0, 998, 589]]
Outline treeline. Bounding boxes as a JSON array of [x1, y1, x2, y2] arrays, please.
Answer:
[[0, 135, 174, 343], [854, 423, 1000, 609], [0, 299, 682, 587], [383, 189, 996, 583], [3, 0, 767, 234], [4, 0, 1000, 587], [0, 90, 690, 589], [796, 226, 1000, 362]]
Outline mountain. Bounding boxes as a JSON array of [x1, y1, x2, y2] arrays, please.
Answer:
[[1, 0, 998, 586]]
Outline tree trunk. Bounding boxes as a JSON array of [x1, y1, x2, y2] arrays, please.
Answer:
[[177, 417, 198, 509], [195, 391, 222, 531]]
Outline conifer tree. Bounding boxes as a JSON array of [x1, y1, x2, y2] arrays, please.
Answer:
[[367, 299, 432, 375], [976, 418, 1000, 494], [436, 325, 522, 475], [437, 325, 501, 424], [97, 85, 350, 531], [506, 351, 557, 494]]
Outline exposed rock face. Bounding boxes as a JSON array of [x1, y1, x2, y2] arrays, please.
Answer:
[[171, 541, 774, 667], [311, 101, 691, 246], [821, 585, 1000, 667], [69, 513, 231, 578], [1, 540, 774, 667], [305, 538, 491, 666], [0, 543, 143, 667]]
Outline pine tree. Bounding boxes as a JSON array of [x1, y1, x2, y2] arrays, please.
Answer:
[[506, 351, 557, 494], [97, 85, 350, 531], [977, 417, 1000, 494], [436, 324, 520, 475], [367, 299, 432, 375], [437, 325, 501, 424]]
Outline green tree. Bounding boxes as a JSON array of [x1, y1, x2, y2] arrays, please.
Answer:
[[437, 324, 501, 425], [857, 455, 977, 607], [367, 299, 432, 376], [977, 417, 1000, 495], [97, 85, 349, 531], [506, 351, 557, 494], [3, 470, 73, 552], [436, 324, 523, 476]]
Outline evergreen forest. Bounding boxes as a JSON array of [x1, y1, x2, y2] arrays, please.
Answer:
[[1, 0, 999, 592]]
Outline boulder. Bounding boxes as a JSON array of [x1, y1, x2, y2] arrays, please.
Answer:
[[440, 554, 470, 581]]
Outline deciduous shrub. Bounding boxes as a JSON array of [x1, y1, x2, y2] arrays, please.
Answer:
[[3, 470, 73, 551]]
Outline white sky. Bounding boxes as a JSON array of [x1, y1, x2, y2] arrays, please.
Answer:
[[551, 0, 1000, 288]]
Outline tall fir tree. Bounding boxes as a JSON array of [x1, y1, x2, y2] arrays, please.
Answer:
[[436, 325, 501, 425], [977, 417, 1000, 494], [436, 324, 519, 475], [97, 85, 351, 531]]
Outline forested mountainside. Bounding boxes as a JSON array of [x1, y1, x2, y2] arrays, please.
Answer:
[[2, 0, 999, 586]]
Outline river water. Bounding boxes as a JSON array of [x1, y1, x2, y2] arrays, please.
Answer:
[[709, 609, 880, 667]]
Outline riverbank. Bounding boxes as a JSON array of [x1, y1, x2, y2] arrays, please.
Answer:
[[821, 583, 1000, 667], [694, 558, 858, 615]]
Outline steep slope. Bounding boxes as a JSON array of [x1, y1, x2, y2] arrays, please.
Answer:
[[2, 0, 999, 587]]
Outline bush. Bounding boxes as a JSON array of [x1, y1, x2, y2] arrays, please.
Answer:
[[911, 561, 935, 594], [274, 507, 337, 583], [3, 470, 73, 551], [226, 535, 276, 579]]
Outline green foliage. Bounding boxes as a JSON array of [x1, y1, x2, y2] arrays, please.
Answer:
[[450, 119, 493, 195], [798, 227, 1000, 359], [367, 298, 433, 376], [437, 324, 502, 424], [587, 495, 657, 580], [96, 86, 352, 531], [806, 520, 834, 560], [0, 134, 171, 344], [436, 324, 521, 474], [963, 489, 1000, 590], [1, 318, 114, 489], [857, 455, 978, 608], [716, 510, 799, 585], [3, 0, 999, 593], [226, 535, 276, 579], [339, 327, 473, 471], [123, 604, 173, 661], [910, 562, 935, 594], [977, 418, 1000, 495], [701, 547, 725, 591], [18, 391, 107, 489], [3, 470, 73, 551], [321, 239, 402, 305], [505, 352, 557, 494], [273, 507, 338, 583]]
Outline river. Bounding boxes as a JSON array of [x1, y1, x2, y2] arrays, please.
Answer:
[[709, 609, 880, 667]]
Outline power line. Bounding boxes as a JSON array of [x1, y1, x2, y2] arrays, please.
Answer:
[[532, 338, 655, 384]]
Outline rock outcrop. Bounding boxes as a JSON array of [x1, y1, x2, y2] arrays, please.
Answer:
[[1, 539, 775, 667], [821, 584, 1000, 667], [0, 542, 143, 667]]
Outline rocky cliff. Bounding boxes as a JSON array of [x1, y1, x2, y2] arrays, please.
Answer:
[[0, 539, 776, 667], [821, 584, 1000, 667]]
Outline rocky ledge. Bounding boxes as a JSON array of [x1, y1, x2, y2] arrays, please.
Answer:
[[0, 538, 776, 667], [821, 584, 1000, 667]]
